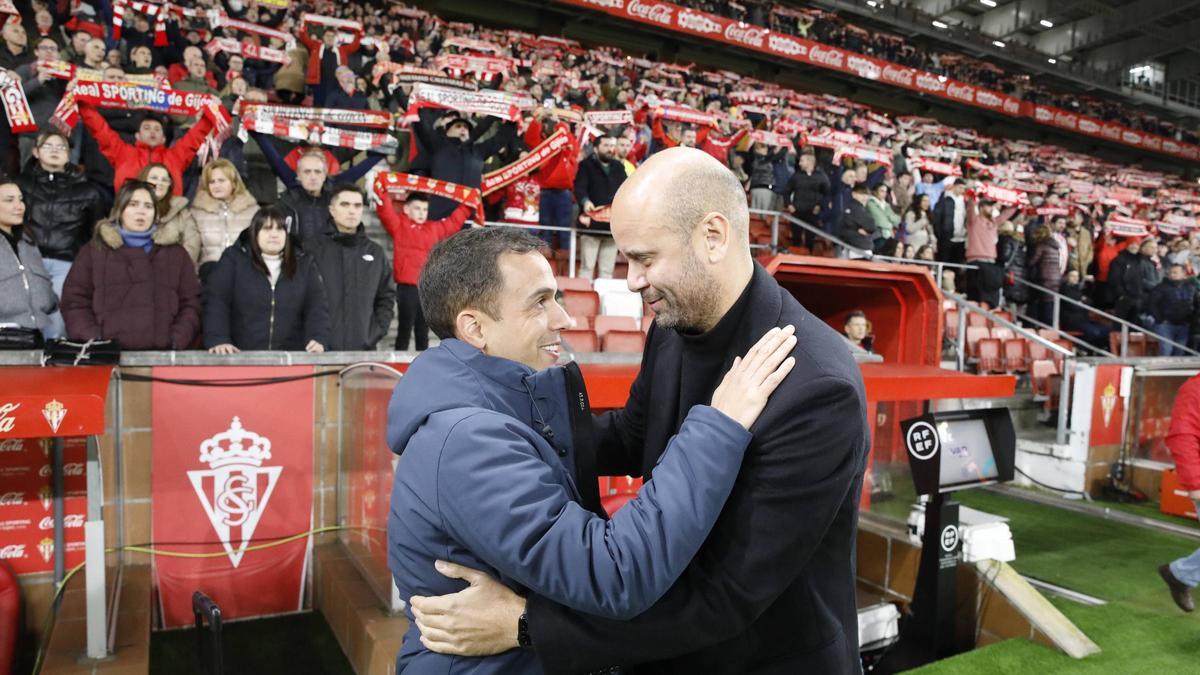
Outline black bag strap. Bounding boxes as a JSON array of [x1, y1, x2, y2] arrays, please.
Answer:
[[563, 360, 605, 519]]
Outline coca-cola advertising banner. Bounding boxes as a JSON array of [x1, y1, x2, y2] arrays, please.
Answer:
[[0, 437, 87, 575], [556, 0, 1200, 162], [151, 367, 314, 628]]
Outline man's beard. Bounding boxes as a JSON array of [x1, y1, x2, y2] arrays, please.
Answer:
[[647, 248, 722, 333]]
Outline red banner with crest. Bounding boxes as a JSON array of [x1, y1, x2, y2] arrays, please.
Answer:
[[151, 367, 314, 628]]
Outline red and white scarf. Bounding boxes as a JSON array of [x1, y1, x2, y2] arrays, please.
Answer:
[[0, 69, 36, 133], [111, 0, 168, 47], [374, 172, 483, 223], [481, 128, 572, 196], [406, 83, 523, 122], [205, 38, 291, 65]]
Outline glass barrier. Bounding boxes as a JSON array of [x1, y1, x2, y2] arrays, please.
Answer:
[[337, 363, 404, 614], [1127, 369, 1197, 464], [860, 401, 927, 524]]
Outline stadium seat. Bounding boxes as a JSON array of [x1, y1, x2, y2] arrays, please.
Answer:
[[967, 312, 989, 328], [976, 338, 1004, 374], [991, 327, 1015, 342], [1037, 328, 1060, 341], [594, 315, 639, 339], [600, 291, 644, 320], [965, 326, 990, 357], [993, 310, 1014, 324], [562, 329, 598, 353], [944, 309, 960, 341], [1003, 339, 1030, 373], [602, 330, 646, 353], [562, 290, 600, 318], [556, 276, 593, 292], [1028, 340, 1051, 363], [593, 278, 629, 296], [1030, 359, 1058, 399], [569, 315, 590, 330]]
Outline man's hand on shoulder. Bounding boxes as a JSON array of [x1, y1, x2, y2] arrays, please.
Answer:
[[410, 560, 527, 657]]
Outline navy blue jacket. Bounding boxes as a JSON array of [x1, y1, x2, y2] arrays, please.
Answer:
[[386, 340, 751, 674]]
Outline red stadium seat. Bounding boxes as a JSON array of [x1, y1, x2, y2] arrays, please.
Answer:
[[993, 310, 1014, 325], [561, 290, 600, 318], [569, 315, 590, 330], [556, 276, 593, 292], [1031, 359, 1058, 399], [967, 312, 989, 328], [602, 330, 646, 353], [1037, 328, 1060, 341], [976, 338, 1004, 374], [965, 326, 990, 357], [944, 309, 960, 340], [594, 315, 639, 339], [1028, 339, 1051, 363], [991, 327, 1015, 342], [1003, 339, 1030, 373], [562, 329, 598, 353]]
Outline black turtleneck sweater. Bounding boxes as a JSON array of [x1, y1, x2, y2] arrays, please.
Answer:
[[673, 273, 754, 437]]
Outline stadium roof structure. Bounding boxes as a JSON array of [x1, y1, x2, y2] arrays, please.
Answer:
[[808, 0, 1200, 127]]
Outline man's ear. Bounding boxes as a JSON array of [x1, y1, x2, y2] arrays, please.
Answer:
[[455, 310, 487, 351], [701, 212, 732, 264]]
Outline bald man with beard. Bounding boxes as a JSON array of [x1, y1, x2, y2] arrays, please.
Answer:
[[410, 148, 870, 674]]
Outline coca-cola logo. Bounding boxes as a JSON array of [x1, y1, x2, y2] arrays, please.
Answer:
[[1034, 107, 1053, 122], [39, 514, 84, 530], [724, 22, 766, 48], [1079, 119, 1100, 133], [0, 492, 22, 506], [1002, 99, 1020, 115], [1164, 140, 1181, 153], [946, 83, 974, 101], [39, 464, 50, 478], [881, 65, 914, 87], [915, 72, 945, 92], [0, 439, 22, 453], [626, 0, 673, 25], [768, 33, 807, 56], [677, 9, 721, 34], [0, 403, 18, 434], [847, 55, 880, 80], [0, 544, 24, 559], [63, 462, 84, 476], [975, 90, 1001, 107], [808, 45, 845, 69], [1122, 131, 1142, 145]]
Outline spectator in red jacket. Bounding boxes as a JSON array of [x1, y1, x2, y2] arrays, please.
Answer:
[[377, 191, 473, 351], [298, 20, 362, 106], [1160, 373, 1200, 612], [78, 105, 213, 196], [524, 108, 579, 249]]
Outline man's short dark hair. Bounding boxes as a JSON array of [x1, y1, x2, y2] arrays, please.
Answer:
[[851, 183, 870, 196], [330, 184, 364, 202], [138, 112, 166, 131], [845, 310, 867, 326], [420, 227, 545, 340], [405, 192, 430, 204]]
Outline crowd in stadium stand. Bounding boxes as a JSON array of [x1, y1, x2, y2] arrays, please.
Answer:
[[677, 0, 1200, 145], [0, 0, 1198, 356]]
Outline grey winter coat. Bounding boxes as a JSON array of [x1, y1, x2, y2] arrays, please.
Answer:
[[0, 228, 57, 332]]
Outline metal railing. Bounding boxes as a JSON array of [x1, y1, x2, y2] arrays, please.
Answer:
[[1010, 277, 1200, 358], [947, 293, 1075, 444]]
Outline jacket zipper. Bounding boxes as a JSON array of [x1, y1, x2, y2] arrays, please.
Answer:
[[268, 286, 276, 349], [17, 260, 35, 325]]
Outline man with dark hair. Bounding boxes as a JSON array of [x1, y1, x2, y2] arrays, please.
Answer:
[[375, 189, 473, 351], [411, 147, 869, 675], [1148, 264, 1196, 355], [309, 185, 395, 350], [839, 182, 875, 255], [844, 310, 870, 351], [79, 102, 214, 195], [574, 134, 626, 280], [388, 224, 795, 673]]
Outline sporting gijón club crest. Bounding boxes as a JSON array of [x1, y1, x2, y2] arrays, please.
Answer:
[[188, 417, 281, 568]]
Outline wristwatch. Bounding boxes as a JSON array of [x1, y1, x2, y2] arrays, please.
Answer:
[[517, 611, 532, 648]]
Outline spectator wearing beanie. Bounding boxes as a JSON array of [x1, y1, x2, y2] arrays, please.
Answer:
[[411, 109, 516, 220], [61, 181, 201, 350]]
